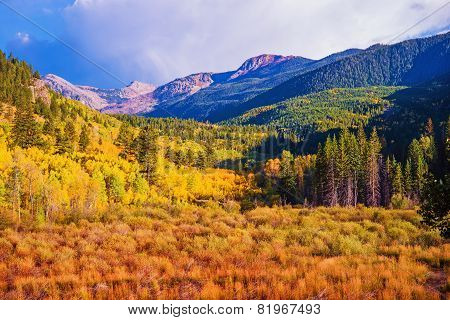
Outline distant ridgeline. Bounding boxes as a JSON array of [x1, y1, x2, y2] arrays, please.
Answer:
[[44, 33, 449, 125], [221, 32, 450, 122]]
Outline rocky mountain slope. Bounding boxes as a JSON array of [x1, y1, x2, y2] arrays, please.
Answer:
[[44, 32, 450, 122], [44, 54, 315, 116], [236, 32, 450, 118]]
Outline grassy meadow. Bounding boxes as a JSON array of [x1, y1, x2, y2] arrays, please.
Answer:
[[0, 205, 447, 300]]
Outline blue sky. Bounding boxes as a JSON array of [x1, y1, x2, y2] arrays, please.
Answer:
[[1, 0, 449, 88]]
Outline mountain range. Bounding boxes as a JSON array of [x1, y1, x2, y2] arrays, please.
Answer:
[[44, 32, 450, 122]]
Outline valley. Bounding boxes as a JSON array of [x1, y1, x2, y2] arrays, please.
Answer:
[[0, 31, 449, 300]]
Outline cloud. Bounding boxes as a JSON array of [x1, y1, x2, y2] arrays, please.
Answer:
[[5, 0, 450, 87], [59, 0, 450, 86], [16, 32, 30, 44]]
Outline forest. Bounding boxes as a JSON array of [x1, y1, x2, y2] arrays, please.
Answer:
[[0, 50, 448, 299]]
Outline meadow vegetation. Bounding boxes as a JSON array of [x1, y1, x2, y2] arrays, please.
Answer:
[[0, 206, 447, 299]]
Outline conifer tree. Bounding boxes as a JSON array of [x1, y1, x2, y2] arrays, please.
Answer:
[[391, 158, 403, 196], [64, 121, 76, 152], [135, 126, 158, 184], [205, 143, 217, 168], [43, 117, 55, 136], [419, 174, 449, 238], [186, 148, 195, 166], [366, 128, 381, 207], [404, 159, 413, 198], [12, 91, 41, 149], [279, 150, 297, 204], [337, 128, 355, 206], [79, 125, 90, 152], [116, 123, 135, 159], [55, 128, 71, 154], [356, 125, 368, 205], [196, 151, 207, 170], [315, 143, 326, 204], [323, 136, 338, 206], [408, 139, 427, 199]]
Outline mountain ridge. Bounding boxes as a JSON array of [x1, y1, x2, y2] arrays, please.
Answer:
[[44, 53, 315, 115], [44, 32, 450, 121]]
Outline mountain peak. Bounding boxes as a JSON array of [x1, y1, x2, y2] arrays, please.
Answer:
[[154, 72, 214, 101], [43, 74, 108, 110], [123, 80, 156, 98], [230, 54, 298, 80]]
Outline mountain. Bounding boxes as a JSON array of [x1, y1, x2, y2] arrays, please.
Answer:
[[226, 32, 450, 121], [145, 50, 363, 120], [44, 72, 216, 114], [45, 32, 450, 122], [228, 54, 298, 80], [153, 72, 214, 102], [44, 74, 157, 113], [44, 74, 108, 111], [45, 54, 318, 117]]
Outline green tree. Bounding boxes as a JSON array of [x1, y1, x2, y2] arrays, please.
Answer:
[[55, 128, 71, 154], [403, 159, 413, 198], [418, 174, 449, 238], [78, 125, 90, 152], [205, 142, 217, 168], [356, 125, 368, 204], [279, 150, 297, 204], [408, 139, 427, 199], [12, 92, 41, 149], [196, 151, 206, 170], [391, 158, 403, 196], [64, 121, 76, 151], [135, 126, 158, 184], [366, 128, 381, 207]]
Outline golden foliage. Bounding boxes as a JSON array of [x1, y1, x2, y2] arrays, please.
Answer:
[[0, 207, 447, 299]]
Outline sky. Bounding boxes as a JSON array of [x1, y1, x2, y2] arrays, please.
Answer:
[[1, 0, 449, 88]]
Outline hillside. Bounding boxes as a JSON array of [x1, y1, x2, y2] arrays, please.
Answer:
[[146, 51, 360, 120], [225, 86, 401, 131], [223, 32, 450, 121], [46, 51, 361, 120]]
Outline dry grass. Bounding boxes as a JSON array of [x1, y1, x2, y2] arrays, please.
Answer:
[[0, 206, 448, 299]]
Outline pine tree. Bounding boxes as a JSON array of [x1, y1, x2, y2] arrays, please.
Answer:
[[279, 150, 297, 204], [379, 156, 390, 207], [174, 150, 186, 167], [12, 91, 41, 149], [43, 117, 55, 136], [165, 146, 175, 163], [366, 128, 381, 207], [116, 123, 135, 159], [135, 126, 158, 184], [323, 136, 338, 206], [205, 143, 217, 168], [391, 158, 403, 196], [186, 148, 195, 166], [79, 125, 90, 152], [337, 128, 355, 206], [64, 121, 76, 152], [196, 151, 206, 170], [356, 125, 368, 205], [408, 139, 427, 199], [419, 174, 449, 238], [55, 127, 71, 154], [404, 159, 413, 198]]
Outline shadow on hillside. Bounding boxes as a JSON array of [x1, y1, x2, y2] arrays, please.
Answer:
[[368, 76, 450, 161]]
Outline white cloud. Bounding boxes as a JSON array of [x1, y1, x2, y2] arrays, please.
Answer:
[[61, 0, 450, 85], [16, 32, 31, 44]]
